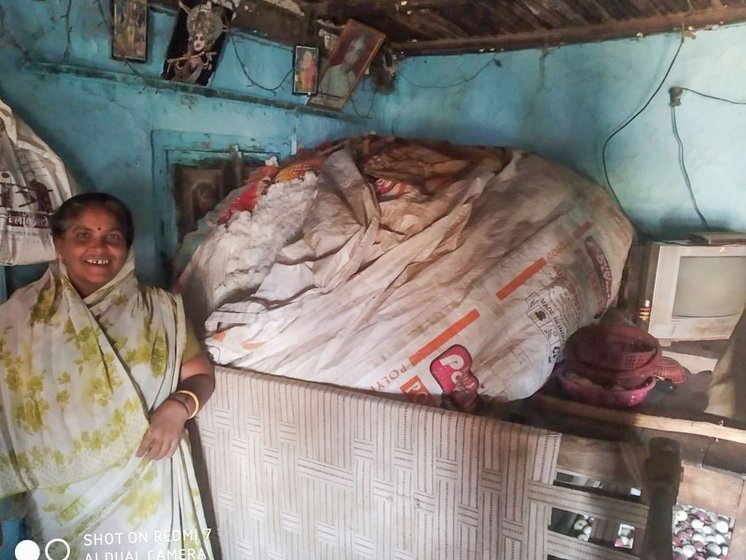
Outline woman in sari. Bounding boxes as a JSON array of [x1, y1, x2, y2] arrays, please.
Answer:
[[0, 193, 214, 558]]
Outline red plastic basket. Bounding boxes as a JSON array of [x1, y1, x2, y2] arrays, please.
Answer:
[[557, 364, 657, 408], [569, 325, 659, 371], [653, 356, 687, 385], [565, 325, 662, 389]]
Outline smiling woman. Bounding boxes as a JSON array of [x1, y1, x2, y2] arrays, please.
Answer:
[[51, 194, 132, 297], [0, 193, 215, 558]]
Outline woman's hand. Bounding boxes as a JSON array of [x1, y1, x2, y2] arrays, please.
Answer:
[[136, 399, 189, 461]]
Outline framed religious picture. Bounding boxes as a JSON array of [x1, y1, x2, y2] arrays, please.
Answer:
[[292, 45, 319, 95], [308, 20, 385, 111], [162, 0, 232, 86], [111, 0, 148, 62], [175, 166, 227, 240]]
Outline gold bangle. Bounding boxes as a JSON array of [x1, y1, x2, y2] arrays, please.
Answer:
[[174, 389, 200, 419]]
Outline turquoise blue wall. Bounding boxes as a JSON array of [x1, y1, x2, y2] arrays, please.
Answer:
[[379, 25, 746, 238], [3, 0, 746, 291], [0, 0, 375, 287]]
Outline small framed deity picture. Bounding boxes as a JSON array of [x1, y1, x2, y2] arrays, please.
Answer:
[[292, 45, 319, 96], [308, 20, 385, 111], [111, 0, 149, 62], [162, 0, 232, 86]]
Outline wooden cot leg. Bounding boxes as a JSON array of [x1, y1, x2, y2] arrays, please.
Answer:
[[641, 437, 681, 560], [728, 481, 746, 559], [632, 525, 647, 557]]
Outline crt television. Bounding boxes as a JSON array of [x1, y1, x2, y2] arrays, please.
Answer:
[[636, 241, 746, 343]]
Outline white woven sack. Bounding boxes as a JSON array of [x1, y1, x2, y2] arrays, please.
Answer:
[[205, 148, 633, 403], [0, 99, 76, 265]]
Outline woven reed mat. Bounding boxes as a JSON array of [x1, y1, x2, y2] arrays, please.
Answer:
[[196, 367, 563, 560]]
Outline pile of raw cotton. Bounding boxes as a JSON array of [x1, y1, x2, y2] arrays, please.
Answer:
[[176, 170, 319, 327]]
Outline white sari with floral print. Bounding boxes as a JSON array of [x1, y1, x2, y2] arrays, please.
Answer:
[[0, 254, 213, 558]]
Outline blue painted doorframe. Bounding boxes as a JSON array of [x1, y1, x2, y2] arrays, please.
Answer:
[[151, 130, 282, 283]]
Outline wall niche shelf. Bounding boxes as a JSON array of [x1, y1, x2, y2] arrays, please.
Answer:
[[24, 60, 361, 123]]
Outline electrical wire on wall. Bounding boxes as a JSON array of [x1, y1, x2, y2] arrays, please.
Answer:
[[601, 26, 746, 240], [678, 87, 746, 106], [600, 33, 685, 241], [228, 33, 292, 93], [349, 86, 377, 120], [668, 86, 746, 232], [669, 102, 710, 231], [398, 57, 500, 89]]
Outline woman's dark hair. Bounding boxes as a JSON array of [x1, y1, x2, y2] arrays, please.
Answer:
[[51, 193, 135, 248]]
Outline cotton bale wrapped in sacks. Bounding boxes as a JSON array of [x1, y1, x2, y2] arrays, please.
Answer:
[[204, 139, 633, 409]]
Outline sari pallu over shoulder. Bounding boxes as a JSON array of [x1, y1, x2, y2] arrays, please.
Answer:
[[0, 254, 212, 558], [0, 255, 152, 495]]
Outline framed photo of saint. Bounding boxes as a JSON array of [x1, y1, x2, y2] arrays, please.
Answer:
[[308, 20, 385, 111]]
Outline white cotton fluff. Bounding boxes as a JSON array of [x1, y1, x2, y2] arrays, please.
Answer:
[[182, 171, 319, 325], [216, 172, 319, 300]]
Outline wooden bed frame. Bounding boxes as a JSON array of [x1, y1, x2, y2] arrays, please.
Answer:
[[518, 390, 746, 559], [550, 435, 680, 560], [194, 367, 684, 560]]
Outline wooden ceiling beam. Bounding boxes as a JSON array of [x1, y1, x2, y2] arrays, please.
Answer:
[[383, 0, 475, 8], [657, 0, 688, 13], [503, 1, 552, 31], [154, 1, 746, 58], [390, 5, 746, 55], [626, 0, 662, 17], [518, 0, 569, 29], [582, 0, 615, 22], [487, 2, 543, 32], [299, 0, 412, 20], [468, 4, 522, 34], [545, 0, 589, 25], [299, 0, 479, 20], [412, 11, 468, 38], [381, 10, 441, 41]]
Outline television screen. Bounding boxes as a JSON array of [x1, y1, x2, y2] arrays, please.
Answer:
[[673, 256, 746, 317]]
